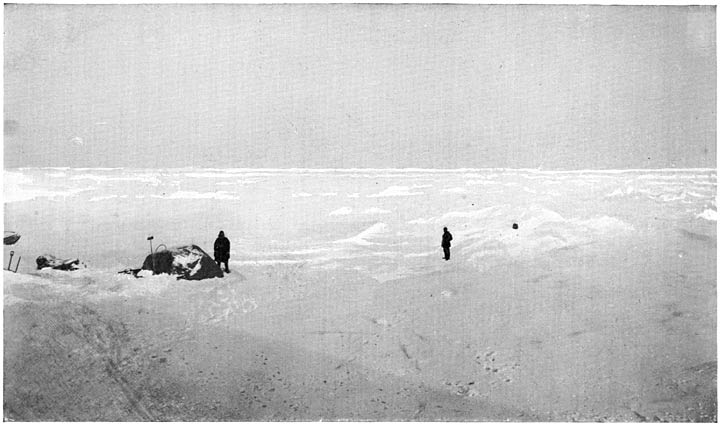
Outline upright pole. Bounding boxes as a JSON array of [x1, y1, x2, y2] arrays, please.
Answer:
[[13, 256, 21, 273], [147, 236, 155, 274], [7, 251, 14, 271]]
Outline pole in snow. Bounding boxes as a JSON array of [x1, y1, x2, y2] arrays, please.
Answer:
[[147, 236, 154, 274]]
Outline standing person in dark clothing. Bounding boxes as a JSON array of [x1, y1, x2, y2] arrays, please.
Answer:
[[214, 231, 231, 273], [441, 227, 453, 261]]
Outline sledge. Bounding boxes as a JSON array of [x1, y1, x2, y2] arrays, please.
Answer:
[[4, 231, 20, 245], [36, 254, 81, 271]]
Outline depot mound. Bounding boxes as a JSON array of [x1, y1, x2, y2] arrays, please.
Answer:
[[141, 244, 223, 280]]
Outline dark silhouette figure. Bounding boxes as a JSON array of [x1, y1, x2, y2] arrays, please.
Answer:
[[441, 227, 453, 261], [214, 231, 231, 273]]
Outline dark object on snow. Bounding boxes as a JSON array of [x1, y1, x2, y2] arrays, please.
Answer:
[[118, 268, 142, 277], [141, 244, 223, 280], [214, 231, 231, 273], [512, 223, 518, 230], [441, 227, 453, 261], [4, 231, 20, 245], [36, 254, 81, 271]]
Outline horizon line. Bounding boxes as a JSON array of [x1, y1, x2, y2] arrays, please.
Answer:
[[6, 166, 717, 174]]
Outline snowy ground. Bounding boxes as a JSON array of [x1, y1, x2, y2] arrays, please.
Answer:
[[3, 168, 717, 421]]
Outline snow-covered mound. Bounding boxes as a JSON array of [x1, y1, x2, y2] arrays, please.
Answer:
[[329, 207, 352, 216], [408, 204, 635, 269], [141, 245, 223, 280], [696, 209, 718, 221], [334, 222, 389, 246]]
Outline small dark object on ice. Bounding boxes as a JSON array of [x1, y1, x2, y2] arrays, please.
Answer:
[[118, 268, 142, 277], [512, 223, 518, 229], [36, 254, 82, 271]]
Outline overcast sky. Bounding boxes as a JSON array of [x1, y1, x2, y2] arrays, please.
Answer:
[[4, 4, 716, 169]]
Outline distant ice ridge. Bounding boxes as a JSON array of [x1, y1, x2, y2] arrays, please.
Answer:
[[329, 207, 352, 216], [368, 186, 424, 197], [328, 207, 391, 216], [603, 171, 715, 205], [334, 223, 388, 245], [4, 171, 90, 202], [70, 173, 162, 185], [408, 205, 503, 225], [11, 167, 717, 178], [6, 168, 714, 202], [89, 194, 129, 202], [183, 172, 259, 185], [150, 191, 241, 200], [4, 186, 91, 203], [362, 207, 391, 215], [696, 209, 718, 221], [443, 187, 469, 194], [465, 179, 497, 186]]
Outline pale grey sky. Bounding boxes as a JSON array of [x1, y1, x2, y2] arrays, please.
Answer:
[[4, 4, 716, 169]]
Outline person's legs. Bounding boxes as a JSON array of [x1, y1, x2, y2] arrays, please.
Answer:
[[443, 246, 450, 260], [223, 259, 230, 273]]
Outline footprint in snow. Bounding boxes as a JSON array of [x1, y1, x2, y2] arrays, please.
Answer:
[[474, 349, 519, 384], [444, 381, 485, 398], [367, 317, 391, 328]]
